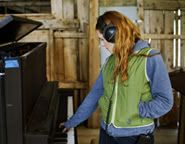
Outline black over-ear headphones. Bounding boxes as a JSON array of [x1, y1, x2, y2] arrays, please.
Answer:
[[99, 16, 116, 43]]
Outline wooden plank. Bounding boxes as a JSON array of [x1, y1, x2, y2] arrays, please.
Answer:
[[0, 14, 53, 19], [88, 0, 100, 128], [144, 10, 150, 34], [181, 11, 185, 68], [89, 1, 100, 89], [145, 10, 164, 52], [99, 0, 136, 6], [79, 38, 89, 81], [0, 1, 50, 7], [63, 0, 74, 19], [63, 38, 78, 81], [0, 15, 80, 29], [142, 34, 185, 40], [48, 29, 56, 81], [38, 19, 79, 29], [20, 30, 49, 42], [150, 11, 164, 34], [54, 31, 87, 38], [76, 0, 89, 108], [137, 0, 144, 33], [144, 10, 165, 37], [77, 0, 89, 31], [58, 81, 87, 89], [162, 11, 174, 72], [54, 38, 65, 81], [144, 0, 185, 10], [51, 0, 63, 18], [174, 11, 178, 68], [76, 0, 89, 81]]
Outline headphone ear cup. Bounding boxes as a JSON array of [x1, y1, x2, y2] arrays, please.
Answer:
[[103, 25, 116, 43]]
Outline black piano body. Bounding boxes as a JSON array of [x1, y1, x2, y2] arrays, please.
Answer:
[[0, 15, 61, 144], [169, 70, 185, 144]]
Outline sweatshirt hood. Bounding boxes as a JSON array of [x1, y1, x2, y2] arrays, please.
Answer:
[[133, 40, 150, 52]]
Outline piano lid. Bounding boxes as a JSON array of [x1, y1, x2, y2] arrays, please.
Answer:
[[169, 70, 185, 95], [0, 15, 42, 45]]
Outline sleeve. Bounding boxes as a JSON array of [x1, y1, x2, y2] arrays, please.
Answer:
[[64, 71, 104, 128], [139, 49, 174, 118]]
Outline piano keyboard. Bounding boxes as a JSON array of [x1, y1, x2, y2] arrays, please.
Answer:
[[67, 96, 75, 144], [54, 90, 76, 144]]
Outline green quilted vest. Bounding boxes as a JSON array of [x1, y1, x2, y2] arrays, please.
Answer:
[[98, 48, 154, 128]]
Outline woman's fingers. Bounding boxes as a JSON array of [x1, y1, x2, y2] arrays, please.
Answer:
[[59, 122, 64, 128], [62, 127, 69, 133], [59, 122, 70, 133]]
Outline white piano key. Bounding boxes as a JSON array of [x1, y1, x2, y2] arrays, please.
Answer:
[[67, 96, 75, 144]]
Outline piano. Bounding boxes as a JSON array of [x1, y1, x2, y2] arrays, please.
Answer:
[[0, 15, 76, 144], [169, 70, 185, 144]]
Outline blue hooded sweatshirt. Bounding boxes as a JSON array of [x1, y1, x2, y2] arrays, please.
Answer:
[[64, 40, 173, 137]]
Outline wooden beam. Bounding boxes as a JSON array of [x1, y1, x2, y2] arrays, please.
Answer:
[[58, 81, 88, 89], [62, 0, 74, 19], [0, 14, 53, 19], [137, 0, 144, 33], [0, 1, 50, 7], [54, 31, 87, 38], [99, 0, 136, 6], [38, 19, 79, 30], [77, 0, 89, 31], [88, 0, 100, 129], [0, 15, 80, 30], [181, 11, 185, 68], [142, 34, 185, 40], [144, 0, 185, 10], [48, 29, 55, 80], [89, 1, 100, 88], [51, 0, 63, 18]]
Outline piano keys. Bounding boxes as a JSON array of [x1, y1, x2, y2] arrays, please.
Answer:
[[54, 89, 77, 144], [67, 96, 75, 144]]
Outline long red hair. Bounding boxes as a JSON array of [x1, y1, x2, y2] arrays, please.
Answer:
[[96, 11, 141, 82]]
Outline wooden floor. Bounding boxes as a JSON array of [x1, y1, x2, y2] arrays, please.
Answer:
[[77, 126, 178, 144]]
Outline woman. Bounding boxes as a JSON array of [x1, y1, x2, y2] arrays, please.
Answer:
[[59, 11, 173, 144]]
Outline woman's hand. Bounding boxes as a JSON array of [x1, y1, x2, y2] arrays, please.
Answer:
[[59, 122, 70, 133]]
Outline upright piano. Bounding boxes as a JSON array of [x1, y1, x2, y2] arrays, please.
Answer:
[[0, 15, 76, 144], [169, 70, 185, 144]]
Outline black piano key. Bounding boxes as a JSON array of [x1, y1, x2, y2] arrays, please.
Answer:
[[54, 138, 67, 142], [54, 142, 68, 144], [54, 132, 67, 143]]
